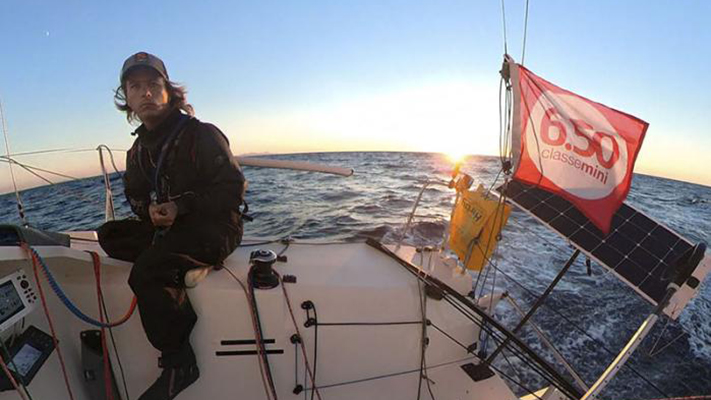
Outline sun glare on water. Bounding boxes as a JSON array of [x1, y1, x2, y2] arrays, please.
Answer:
[[444, 149, 468, 164]]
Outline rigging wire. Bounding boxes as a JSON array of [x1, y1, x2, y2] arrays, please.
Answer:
[[428, 322, 544, 400], [0, 96, 28, 227], [466, 214, 676, 397], [307, 306, 319, 400], [521, 0, 531, 65], [436, 290, 568, 396], [486, 326, 532, 397], [0, 157, 79, 180], [374, 240, 580, 398], [415, 262, 433, 400], [4, 147, 112, 158], [500, 0, 509, 54], [276, 271, 322, 400], [305, 356, 476, 392], [479, 247, 672, 397], [0, 157, 105, 213], [417, 251, 437, 400]]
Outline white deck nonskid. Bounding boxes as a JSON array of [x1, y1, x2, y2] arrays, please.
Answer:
[[0, 238, 521, 400]]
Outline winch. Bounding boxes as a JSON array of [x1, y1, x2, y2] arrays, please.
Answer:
[[249, 249, 280, 289]]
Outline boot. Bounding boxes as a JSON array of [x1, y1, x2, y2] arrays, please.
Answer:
[[138, 363, 199, 400]]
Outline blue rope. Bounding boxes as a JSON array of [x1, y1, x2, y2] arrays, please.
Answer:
[[29, 247, 115, 328]]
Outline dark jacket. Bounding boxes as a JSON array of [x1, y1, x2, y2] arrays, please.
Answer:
[[123, 109, 246, 232]]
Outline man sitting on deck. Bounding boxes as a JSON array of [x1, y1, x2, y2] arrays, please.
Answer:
[[98, 51, 246, 400]]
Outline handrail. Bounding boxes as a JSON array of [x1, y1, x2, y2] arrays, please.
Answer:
[[97, 145, 116, 222], [395, 179, 449, 252]]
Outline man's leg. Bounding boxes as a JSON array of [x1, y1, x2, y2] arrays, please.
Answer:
[[97, 219, 154, 262], [128, 248, 204, 400], [128, 223, 240, 400]]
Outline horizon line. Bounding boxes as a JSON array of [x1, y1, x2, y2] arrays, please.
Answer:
[[1, 150, 709, 196]]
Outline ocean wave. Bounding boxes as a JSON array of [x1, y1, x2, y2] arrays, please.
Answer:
[[1, 152, 710, 398]]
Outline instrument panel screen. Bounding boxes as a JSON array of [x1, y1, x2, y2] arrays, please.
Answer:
[[8, 344, 42, 377], [0, 281, 25, 326]]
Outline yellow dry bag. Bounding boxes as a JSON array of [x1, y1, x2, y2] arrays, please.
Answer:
[[449, 184, 511, 271]]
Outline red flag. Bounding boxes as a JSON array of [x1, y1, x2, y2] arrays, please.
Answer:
[[508, 59, 648, 234]]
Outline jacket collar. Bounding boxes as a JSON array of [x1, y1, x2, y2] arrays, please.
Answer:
[[134, 108, 184, 150]]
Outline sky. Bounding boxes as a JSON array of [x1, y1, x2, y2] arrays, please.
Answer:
[[0, 0, 710, 193]]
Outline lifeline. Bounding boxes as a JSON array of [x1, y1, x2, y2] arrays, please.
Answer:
[[541, 149, 609, 184]]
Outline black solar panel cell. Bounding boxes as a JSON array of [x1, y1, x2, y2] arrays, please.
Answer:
[[515, 191, 541, 210], [617, 204, 635, 219], [629, 247, 658, 272], [570, 229, 599, 252], [617, 222, 648, 244], [640, 235, 671, 260], [648, 261, 669, 280], [505, 181, 526, 198], [639, 278, 667, 303], [531, 187, 555, 201], [610, 214, 627, 230], [651, 226, 680, 248], [592, 245, 625, 267], [546, 195, 571, 212], [532, 203, 559, 223], [549, 215, 579, 237], [616, 258, 647, 286], [607, 232, 637, 255], [630, 212, 658, 232], [583, 222, 604, 239], [565, 208, 589, 226]]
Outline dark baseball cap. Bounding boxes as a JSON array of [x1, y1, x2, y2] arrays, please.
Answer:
[[120, 52, 169, 83]]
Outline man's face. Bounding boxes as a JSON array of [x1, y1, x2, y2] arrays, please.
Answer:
[[124, 68, 170, 125]]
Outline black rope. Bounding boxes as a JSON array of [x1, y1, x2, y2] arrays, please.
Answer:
[[429, 323, 468, 350], [100, 292, 130, 400], [314, 321, 422, 327], [304, 357, 476, 392], [293, 341, 299, 389], [438, 291, 566, 396], [304, 305, 319, 400], [486, 327, 533, 399], [248, 269, 279, 399], [278, 240, 291, 256], [366, 239, 583, 399], [430, 322, 543, 400], [435, 275, 570, 395]]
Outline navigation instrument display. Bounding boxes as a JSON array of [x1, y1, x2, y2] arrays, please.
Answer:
[[0, 281, 24, 326], [7, 344, 42, 377]]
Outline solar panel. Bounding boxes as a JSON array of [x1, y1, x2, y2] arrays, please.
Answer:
[[498, 180, 701, 316]]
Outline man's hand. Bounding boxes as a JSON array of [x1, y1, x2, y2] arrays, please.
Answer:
[[149, 201, 178, 227]]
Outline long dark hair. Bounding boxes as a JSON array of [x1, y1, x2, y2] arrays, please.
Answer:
[[114, 79, 195, 124]]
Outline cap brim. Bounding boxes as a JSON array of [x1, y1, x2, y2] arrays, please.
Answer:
[[121, 65, 168, 82]]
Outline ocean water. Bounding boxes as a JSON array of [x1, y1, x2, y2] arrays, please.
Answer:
[[1, 151, 710, 399]]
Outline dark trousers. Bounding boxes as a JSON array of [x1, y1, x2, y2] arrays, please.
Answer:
[[97, 218, 240, 366]]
